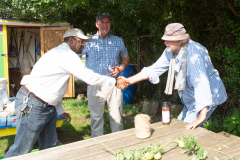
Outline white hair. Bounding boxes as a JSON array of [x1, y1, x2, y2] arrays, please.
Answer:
[[181, 35, 191, 46]]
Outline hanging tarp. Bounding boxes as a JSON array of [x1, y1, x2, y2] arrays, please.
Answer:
[[8, 28, 18, 57]]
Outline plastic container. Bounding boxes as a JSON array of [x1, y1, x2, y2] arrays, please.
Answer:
[[0, 78, 9, 111], [8, 97, 16, 102], [8, 97, 16, 116], [57, 113, 65, 120], [0, 116, 6, 129], [56, 113, 65, 128], [119, 64, 137, 104], [7, 116, 17, 128], [0, 90, 3, 111]]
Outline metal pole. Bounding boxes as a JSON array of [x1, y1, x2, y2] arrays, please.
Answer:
[[137, 38, 141, 92]]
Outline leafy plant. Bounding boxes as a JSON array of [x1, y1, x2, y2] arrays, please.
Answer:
[[151, 91, 162, 101], [114, 135, 207, 160], [169, 92, 182, 104], [210, 20, 240, 106], [222, 109, 240, 136], [114, 143, 165, 160], [203, 118, 222, 133]]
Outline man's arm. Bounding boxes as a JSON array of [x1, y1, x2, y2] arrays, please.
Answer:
[[120, 54, 130, 71], [117, 72, 149, 89], [185, 45, 213, 129], [60, 50, 116, 87], [184, 107, 207, 130], [55, 100, 72, 123], [109, 54, 130, 77], [127, 72, 149, 84], [60, 112, 71, 123], [116, 50, 171, 89]]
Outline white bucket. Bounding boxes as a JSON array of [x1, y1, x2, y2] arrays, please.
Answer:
[[0, 78, 9, 111], [0, 89, 3, 111]]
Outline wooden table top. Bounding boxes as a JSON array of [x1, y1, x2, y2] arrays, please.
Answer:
[[6, 118, 240, 160]]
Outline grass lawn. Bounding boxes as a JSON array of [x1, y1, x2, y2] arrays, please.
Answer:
[[0, 96, 146, 157]]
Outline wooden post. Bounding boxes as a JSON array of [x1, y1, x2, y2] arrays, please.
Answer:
[[142, 100, 151, 115], [169, 103, 183, 118], [149, 101, 160, 116]]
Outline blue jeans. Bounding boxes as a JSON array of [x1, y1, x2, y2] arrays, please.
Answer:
[[177, 105, 217, 127], [4, 87, 57, 158]]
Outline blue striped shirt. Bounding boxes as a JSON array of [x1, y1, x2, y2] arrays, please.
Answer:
[[80, 32, 128, 77], [141, 40, 227, 113]]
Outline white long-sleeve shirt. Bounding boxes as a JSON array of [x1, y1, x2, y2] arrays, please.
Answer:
[[21, 42, 116, 115]]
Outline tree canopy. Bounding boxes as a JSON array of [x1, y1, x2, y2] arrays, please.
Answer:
[[1, 0, 240, 106], [0, 0, 239, 39]]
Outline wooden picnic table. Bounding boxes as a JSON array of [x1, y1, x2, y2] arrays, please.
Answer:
[[5, 118, 240, 160]]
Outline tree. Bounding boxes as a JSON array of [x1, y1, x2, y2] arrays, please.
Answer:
[[1, 0, 240, 113]]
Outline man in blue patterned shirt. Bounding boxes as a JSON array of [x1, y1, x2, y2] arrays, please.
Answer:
[[80, 12, 130, 137], [117, 23, 227, 130]]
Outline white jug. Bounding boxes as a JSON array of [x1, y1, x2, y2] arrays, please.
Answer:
[[0, 78, 9, 111], [0, 89, 3, 111]]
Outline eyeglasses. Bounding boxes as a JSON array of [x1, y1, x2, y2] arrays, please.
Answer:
[[99, 21, 111, 25]]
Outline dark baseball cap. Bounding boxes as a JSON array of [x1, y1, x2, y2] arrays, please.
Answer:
[[96, 12, 111, 22]]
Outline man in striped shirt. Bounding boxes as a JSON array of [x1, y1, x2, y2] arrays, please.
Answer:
[[80, 12, 130, 137], [117, 23, 227, 129]]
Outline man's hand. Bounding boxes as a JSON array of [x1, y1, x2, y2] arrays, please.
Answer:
[[116, 76, 130, 89], [109, 65, 122, 77], [60, 112, 71, 123], [109, 54, 130, 77], [184, 107, 207, 130], [184, 119, 201, 130]]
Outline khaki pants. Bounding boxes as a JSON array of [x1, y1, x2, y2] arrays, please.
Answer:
[[87, 85, 123, 138]]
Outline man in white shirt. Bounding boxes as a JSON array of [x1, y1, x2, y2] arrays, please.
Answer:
[[4, 28, 126, 158]]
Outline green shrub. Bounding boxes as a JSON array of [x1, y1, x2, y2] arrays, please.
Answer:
[[222, 108, 240, 136], [203, 118, 222, 133]]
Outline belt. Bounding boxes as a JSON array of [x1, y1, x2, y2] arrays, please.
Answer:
[[21, 86, 48, 105]]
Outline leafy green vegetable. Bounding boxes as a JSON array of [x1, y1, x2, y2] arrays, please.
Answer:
[[177, 140, 185, 148], [153, 153, 161, 159], [114, 135, 207, 160], [114, 143, 165, 160], [145, 152, 154, 160]]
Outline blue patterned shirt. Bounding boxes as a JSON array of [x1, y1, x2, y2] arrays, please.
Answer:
[[141, 40, 227, 113], [80, 32, 128, 77]]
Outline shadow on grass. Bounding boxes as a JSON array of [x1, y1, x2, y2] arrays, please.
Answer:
[[57, 119, 90, 145]]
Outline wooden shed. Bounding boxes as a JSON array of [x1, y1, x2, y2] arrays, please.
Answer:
[[0, 19, 75, 97]]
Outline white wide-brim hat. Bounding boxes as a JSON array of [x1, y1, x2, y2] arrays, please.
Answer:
[[63, 28, 91, 42], [161, 23, 189, 41]]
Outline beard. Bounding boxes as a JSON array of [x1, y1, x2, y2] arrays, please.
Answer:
[[166, 45, 181, 53], [166, 47, 172, 52], [77, 46, 84, 54]]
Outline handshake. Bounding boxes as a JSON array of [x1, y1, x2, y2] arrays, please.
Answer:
[[116, 76, 131, 90]]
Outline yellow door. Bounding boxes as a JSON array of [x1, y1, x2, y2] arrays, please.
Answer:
[[40, 26, 75, 97], [0, 25, 9, 95]]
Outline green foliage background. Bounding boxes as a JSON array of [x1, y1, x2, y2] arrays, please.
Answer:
[[1, 0, 239, 115], [1, 1, 239, 39]]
